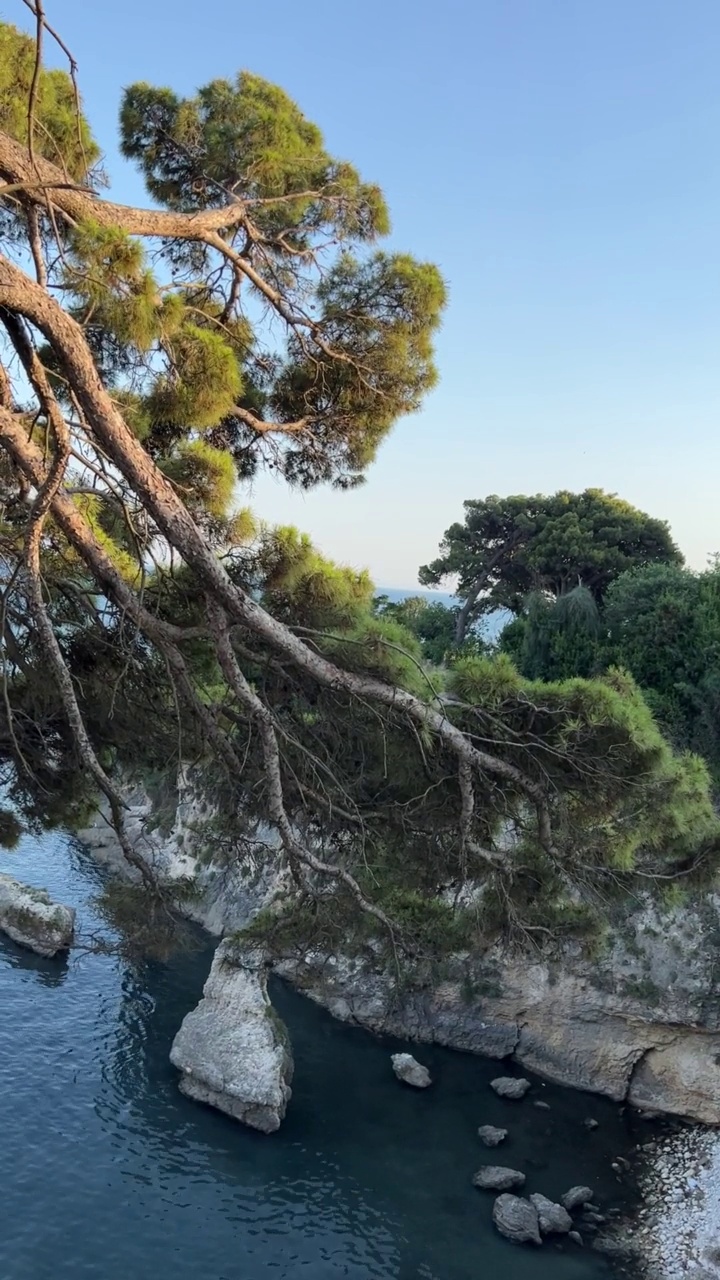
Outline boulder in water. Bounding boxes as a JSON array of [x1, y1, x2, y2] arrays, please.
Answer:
[[478, 1124, 508, 1147], [561, 1185, 594, 1211], [492, 1194, 542, 1245], [391, 1053, 432, 1088], [170, 941, 293, 1133], [473, 1166, 526, 1192], [529, 1193, 573, 1235], [0, 874, 75, 957], [490, 1076, 531, 1100]]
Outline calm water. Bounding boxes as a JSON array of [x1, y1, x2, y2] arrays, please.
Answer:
[[0, 832, 645, 1280]]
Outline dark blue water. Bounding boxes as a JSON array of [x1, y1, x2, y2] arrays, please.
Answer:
[[0, 833, 641, 1280]]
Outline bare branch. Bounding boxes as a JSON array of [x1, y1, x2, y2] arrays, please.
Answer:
[[207, 597, 401, 938]]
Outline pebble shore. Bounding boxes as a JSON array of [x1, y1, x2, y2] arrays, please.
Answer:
[[632, 1127, 720, 1279]]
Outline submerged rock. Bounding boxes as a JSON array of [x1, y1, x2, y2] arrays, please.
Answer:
[[491, 1076, 531, 1100], [0, 874, 75, 957], [390, 1053, 432, 1088], [473, 1166, 525, 1192], [561, 1185, 594, 1212], [529, 1193, 572, 1235], [170, 941, 293, 1133], [492, 1194, 541, 1245], [478, 1124, 508, 1147]]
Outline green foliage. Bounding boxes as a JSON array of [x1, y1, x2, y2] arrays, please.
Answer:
[[63, 221, 184, 354], [273, 252, 445, 486], [94, 881, 201, 961], [503, 560, 720, 784], [68, 493, 141, 583], [148, 324, 242, 429], [373, 594, 487, 666], [119, 72, 389, 239], [160, 439, 236, 518], [448, 657, 719, 874], [450, 652, 523, 705], [319, 614, 429, 696], [0, 808, 22, 850], [421, 489, 682, 643], [253, 525, 375, 631], [603, 562, 720, 778], [0, 23, 99, 180], [500, 586, 603, 682], [1, 22, 717, 967]]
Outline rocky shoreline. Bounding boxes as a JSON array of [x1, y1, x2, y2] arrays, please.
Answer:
[[70, 780, 720, 1271], [630, 1128, 720, 1279], [75, 776, 720, 1126]]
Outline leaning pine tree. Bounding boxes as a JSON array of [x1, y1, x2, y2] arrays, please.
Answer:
[[0, 11, 717, 958]]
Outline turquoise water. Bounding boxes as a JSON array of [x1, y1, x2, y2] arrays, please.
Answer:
[[0, 833, 643, 1280]]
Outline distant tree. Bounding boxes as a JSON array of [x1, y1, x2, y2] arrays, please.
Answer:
[[604, 563, 720, 776], [420, 489, 682, 645], [500, 585, 603, 682], [373, 594, 486, 666]]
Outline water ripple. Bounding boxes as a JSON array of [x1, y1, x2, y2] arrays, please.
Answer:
[[0, 834, 637, 1280]]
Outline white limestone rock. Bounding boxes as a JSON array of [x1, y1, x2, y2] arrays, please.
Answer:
[[0, 874, 75, 957], [170, 941, 293, 1133]]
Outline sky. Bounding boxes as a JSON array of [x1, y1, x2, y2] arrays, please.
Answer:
[[22, 0, 720, 587]]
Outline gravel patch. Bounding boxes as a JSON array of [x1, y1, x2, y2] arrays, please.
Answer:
[[632, 1126, 720, 1279]]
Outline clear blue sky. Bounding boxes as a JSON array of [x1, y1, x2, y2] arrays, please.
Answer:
[[31, 0, 720, 586]]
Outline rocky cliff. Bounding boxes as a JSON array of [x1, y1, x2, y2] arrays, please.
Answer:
[[77, 776, 720, 1125]]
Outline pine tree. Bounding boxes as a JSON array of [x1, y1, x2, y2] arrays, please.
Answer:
[[0, 14, 716, 953]]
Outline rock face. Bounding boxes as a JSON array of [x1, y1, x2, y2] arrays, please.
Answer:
[[478, 1125, 507, 1147], [529, 1194, 572, 1235], [0, 874, 75, 957], [391, 1053, 431, 1088], [170, 941, 293, 1133], [284, 897, 720, 1125], [491, 1076, 531, 1100], [77, 775, 288, 936], [492, 1195, 541, 1245], [473, 1166, 525, 1192], [78, 772, 720, 1126]]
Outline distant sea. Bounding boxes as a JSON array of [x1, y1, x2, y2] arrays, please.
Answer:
[[377, 587, 458, 609]]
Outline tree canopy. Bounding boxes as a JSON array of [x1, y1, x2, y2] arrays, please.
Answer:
[[372, 593, 488, 666], [604, 562, 720, 777], [499, 561, 720, 786], [420, 489, 682, 645], [0, 13, 715, 958]]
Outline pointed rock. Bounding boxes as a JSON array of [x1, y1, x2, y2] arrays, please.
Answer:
[[170, 941, 293, 1133]]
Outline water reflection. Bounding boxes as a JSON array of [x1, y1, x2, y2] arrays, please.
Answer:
[[0, 932, 70, 986]]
